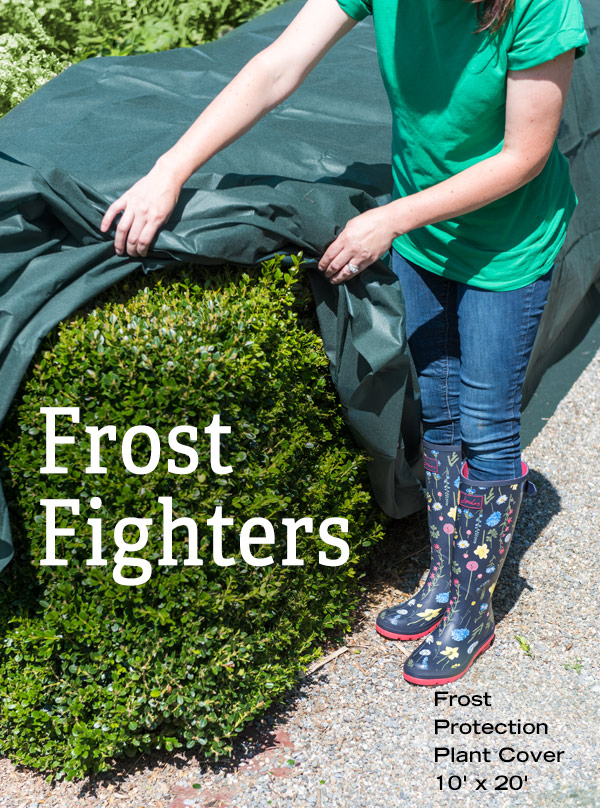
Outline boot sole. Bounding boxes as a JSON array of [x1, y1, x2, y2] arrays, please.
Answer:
[[375, 618, 442, 641], [403, 632, 495, 686]]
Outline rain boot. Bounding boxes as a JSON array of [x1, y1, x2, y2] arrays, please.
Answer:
[[376, 439, 462, 640], [403, 459, 535, 685]]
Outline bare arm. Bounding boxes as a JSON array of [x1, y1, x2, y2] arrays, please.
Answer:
[[319, 48, 576, 283], [100, 0, 357, 257]]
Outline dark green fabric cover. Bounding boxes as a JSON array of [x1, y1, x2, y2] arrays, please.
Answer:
[[0, 0, 598, 575]]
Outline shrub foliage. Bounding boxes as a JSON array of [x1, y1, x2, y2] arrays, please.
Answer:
[[0, 259, 385, 779]]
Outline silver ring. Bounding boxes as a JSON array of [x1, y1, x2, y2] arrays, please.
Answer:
[[348, 263, 360, 275]]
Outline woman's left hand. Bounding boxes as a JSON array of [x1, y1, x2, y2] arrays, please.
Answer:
[[318, 205, 398, 283]]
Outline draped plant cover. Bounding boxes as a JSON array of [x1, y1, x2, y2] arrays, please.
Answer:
[[0, 0, 598, 574]]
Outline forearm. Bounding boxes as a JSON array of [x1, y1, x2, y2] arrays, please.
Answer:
[[101, 0, 357, 258], [317, 147, 550, 279], [155, 51, 301, 187], [318, 50, 573, 284], [153, 0, 358, 188], [386, 148, 547, 237]]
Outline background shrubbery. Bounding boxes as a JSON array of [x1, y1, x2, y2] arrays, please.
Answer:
[[0, 0, 284, 116], [0, 32, 64, 115], [0, 259, 386, 778]]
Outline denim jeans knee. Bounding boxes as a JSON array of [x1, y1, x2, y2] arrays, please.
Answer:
[[456, 267, 553, 479], [391, 248, 554, 480], [391, 250, 460, 445]]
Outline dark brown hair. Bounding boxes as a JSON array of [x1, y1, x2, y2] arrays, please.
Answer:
[[468, 0, 516, 33]]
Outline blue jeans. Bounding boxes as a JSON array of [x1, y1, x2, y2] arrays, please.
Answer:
[[391, 249, 553, 481]]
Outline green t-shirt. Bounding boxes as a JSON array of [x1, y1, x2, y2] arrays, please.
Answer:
[[334, 0, 589, 290]]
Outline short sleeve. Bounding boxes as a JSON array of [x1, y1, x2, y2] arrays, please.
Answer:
[[507, 0, 589, 71], [334, 0, 372, 22]]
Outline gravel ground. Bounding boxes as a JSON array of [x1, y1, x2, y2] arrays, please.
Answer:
[[1, 347, 599, 808]]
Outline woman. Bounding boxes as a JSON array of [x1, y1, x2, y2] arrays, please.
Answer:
[[100, 0, 588, 685]]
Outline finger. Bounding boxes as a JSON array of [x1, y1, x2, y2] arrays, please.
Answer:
[[125, 215, 147, 257], [113, 208, 135, 254], [330, 260, 363, 285], [100, 198, 126, 232], [318, 238, 344, 273], [323, 247, 354, 279], [133, 220, 158, 258]]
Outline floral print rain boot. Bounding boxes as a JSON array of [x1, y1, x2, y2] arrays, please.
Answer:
[[376, 439, 462, 640], [403, 459, 536, 685]]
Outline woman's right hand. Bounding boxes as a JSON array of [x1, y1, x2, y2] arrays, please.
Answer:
[[100, 161, 182, 257]]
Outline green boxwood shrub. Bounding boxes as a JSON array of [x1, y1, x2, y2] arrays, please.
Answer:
[[0, 257, 385, 779]]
